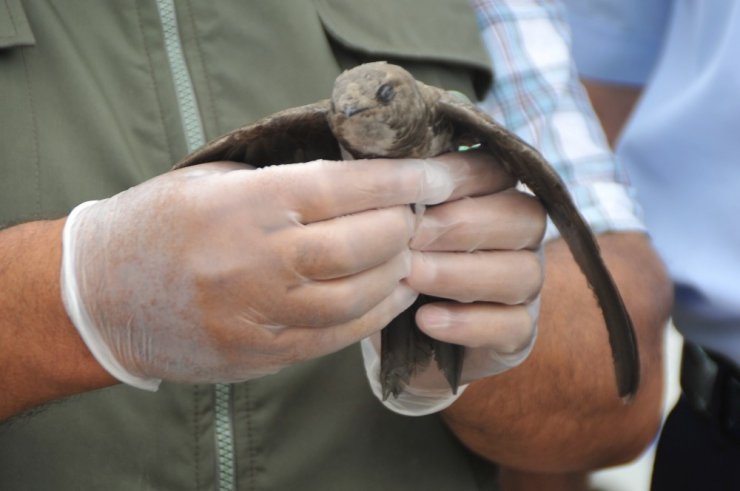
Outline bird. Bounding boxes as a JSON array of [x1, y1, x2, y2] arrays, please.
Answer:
[[174, 61, 640, 402]]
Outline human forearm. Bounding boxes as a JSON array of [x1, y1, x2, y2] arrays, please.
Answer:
[[442, 232, 672, 472], [581, 80, 642, 147], [0, 219, 117, 421], [2, 156, 498, 420]]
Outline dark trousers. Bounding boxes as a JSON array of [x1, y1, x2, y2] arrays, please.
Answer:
[[651, 395, 740, 490]]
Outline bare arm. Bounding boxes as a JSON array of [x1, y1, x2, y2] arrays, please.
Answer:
[[1, 156, 510, 422], [443, 232, 671, 478], [581, 80, 642, 148], [0, 219, 117, 421], [439, 81, 659, 490]]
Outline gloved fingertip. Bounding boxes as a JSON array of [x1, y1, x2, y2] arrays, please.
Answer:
[[417, 304, 451, 331]]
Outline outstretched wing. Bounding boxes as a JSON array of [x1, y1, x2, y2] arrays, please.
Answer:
[[173, 100, 338, 169], [437, 96, 640, 400]]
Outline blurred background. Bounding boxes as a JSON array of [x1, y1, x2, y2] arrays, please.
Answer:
[[590, 323, 682, 491]]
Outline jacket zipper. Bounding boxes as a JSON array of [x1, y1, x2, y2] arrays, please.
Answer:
[[154, 1, 236, 490], [214, 384, 237, 490]]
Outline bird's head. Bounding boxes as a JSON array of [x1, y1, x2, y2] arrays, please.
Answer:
[[328, 62, 430, 158]]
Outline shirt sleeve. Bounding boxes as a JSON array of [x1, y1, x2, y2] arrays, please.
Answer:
[[473, 0, 646, 242], [562, 0, 673, 85]]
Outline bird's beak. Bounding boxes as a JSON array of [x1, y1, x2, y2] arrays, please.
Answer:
[[342, 105, 370, 118]]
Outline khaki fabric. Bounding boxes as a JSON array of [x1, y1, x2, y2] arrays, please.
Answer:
[[0, 1, 499, 489]]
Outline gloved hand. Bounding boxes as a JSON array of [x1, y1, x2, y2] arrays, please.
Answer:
[[361, 151, 546, 415], [60, 158, 463, 390]]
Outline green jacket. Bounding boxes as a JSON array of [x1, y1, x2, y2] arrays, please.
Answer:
[[0, 1, 499, 489]]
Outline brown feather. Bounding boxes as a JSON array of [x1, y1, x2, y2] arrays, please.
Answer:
[[436, 93, 639, 400], [174, 101, 337, 169], [171, 62, 639, 401]]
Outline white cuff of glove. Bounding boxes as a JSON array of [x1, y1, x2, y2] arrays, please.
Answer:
[[60, 200, 161, 392], [360, 294, 539, 416], [360, 338, 467, 416]]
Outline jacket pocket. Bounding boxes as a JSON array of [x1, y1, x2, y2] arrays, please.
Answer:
[[0, 0, 35, 49], [314, 0, 492, 101], [0, 0, 41, 225]]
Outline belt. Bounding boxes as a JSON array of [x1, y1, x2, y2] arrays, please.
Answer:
[[681, 341, 740, 441]]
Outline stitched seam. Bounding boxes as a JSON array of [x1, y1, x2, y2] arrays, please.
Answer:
[[2, 0, 18, 38], [135, 0, 176, 165], [184, 0, 221, 135], [193, 385, 201, 491], [244, 385, 257, 491], [20, 48, 41, 216]]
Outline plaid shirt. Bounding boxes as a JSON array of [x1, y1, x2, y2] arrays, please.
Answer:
[[473, 0, 645, 241]]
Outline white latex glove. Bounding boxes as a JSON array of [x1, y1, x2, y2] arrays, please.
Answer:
[[361, 152, 546, 415], [61, 159, 463, 390]]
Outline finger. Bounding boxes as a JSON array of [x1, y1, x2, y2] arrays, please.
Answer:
[[426, 150, 516, 202], [246, 159, 455, 223], [411, 189, 546, 252], [244, 153, 513, 224], [415, 302, 536, 352], [287, 205, 415, 280], [171, 161, 256, 176], [407, 250, 543, 304], [270, 282, 419, 363], [280, 250, 413, 327], [319, 281, 419, 355]]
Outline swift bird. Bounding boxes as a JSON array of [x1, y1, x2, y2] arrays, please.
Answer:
[[174, 62, 639, 401]]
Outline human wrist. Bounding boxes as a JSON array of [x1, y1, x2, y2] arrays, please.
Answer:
[[60, 202, 160, 391], [36, 217, 118, 391], [0, 218, 117, 420]]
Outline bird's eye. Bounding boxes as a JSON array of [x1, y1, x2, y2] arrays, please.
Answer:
[[376, 84, 395, 104]]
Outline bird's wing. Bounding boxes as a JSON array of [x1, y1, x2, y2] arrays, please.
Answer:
[[437, 95, 640, 400], [173, 100, 337, 169]]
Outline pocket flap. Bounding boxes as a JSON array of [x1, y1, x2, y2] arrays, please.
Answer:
[[315, 0, 492, 98], [0, 0, 35, 48]]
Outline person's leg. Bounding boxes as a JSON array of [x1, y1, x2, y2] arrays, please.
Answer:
[[651, 395, 740, 491]]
